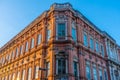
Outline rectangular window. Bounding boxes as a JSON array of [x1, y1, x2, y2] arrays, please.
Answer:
[[73, 61, 78, 77], [22, 70, 25, 80], [100, 45, 104, 56], [8, 53, 11, 61], [31, 38, 34, 48], [72, 26, 77, 41], [47, 29, 51, 41], [16, 48, 19, 57], [37, 34, 41, 45], [58, 59, 66, 74], [20, 45, 23, 55], [90, 37, 94, 50], [86, 62, 91, 80], [46, 62, 50, 76], [104, 69, 108, 80], [57, 23, 66, 39], [25, 42, 28, 52], [27, 67, 32, 80], [12, 73, 15, 80], [83, 32, 88, 47], [17, 71, 20, 80], [35, 66, 39, 79], [93, 66, 98, 80], [8, 74, 11, 80], [96, 41, 99, 53], [12, 51, 14, 59], [99, 69, 103, 80]]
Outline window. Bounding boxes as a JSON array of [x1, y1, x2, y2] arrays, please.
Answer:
[[104, 69, 108, 80], [73, 61, 78, 77], [25, 42, 28, 52], [37, 34, 41, 45], [96, 41, 99, 53], [35, 66, 39, 79], [46, 62, 50, 76], [57, 23, 66, 39], [22, 70, 25, 80], [31, 38, 34, 48], [8, 53, 11, 61], [16, 71, 20, 80], [93, 65, 98, 80], [90, 37, 94, 50], [83, 32, 88, 47], [12, 73, 15, 80], [72, 22, 77, 41], [99, 68, 103, 80], [27, 67, 32, 80], [57, 59, 66, 74], [86, 61, 91, 80], [20, 45, 23, 55], [6, 54, 9, 61], [100, 45, 104, 56], [8, 74, 11, 80], [111, 68, 114, 80], [12, 51, 15, 59], [47, 29, 51, 41], [16, 47, 19, 57]]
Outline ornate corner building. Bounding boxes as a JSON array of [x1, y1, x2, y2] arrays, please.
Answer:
[[0, 3, 120, 80]]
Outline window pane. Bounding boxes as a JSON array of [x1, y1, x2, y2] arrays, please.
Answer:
[[27, 68, 32, 80], [35, 66, 39, 79], [100, 45, 104, 56], [22, 70, 25, 80], [83, 32, 88, 47], [93, 67, 98, 80], [58, 59, 66, 74], [72, 23, 77, 41], [104, 69, 108, 80], [31, 38, 34, 48], [72, 28, 77, 41], [58, 59, 61, 74], [57, 23, 66, 37], [37, 34, 41, 45], [25, 42, 28, 52], [12, 73, 15, 80], [86, 62, 91, 80], [73, 61, 78, 77], [90, 37, 94, 50], [20, 45, 23, 55], [17, 72, 20, 80], [12, 51, 15, 59], [46, 62, 50, 76], [99, 69, 103, 80], [16, 48, 19, 57], [47, 29, 51, 41], [96, 41, 99, 53]]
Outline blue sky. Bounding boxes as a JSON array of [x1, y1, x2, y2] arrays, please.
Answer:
[[0, 0, 120, 47]]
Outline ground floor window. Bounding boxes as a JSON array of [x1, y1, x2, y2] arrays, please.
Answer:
[[99, 68, 103, 80], [93, 65, 98, 80], [86, 61, 91, 80]]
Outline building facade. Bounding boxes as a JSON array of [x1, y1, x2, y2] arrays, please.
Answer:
[[103, 32, 120, 80], [0, 3, 120, 80]]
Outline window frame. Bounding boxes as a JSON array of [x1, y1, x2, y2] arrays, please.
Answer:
[[31, 38, 34, 49], [72, 22, 77, 41], [86, 61, 91, 80], [56, 22, 67, 40], [90, 36, 94, 50], [83, 31, 88, 47]]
